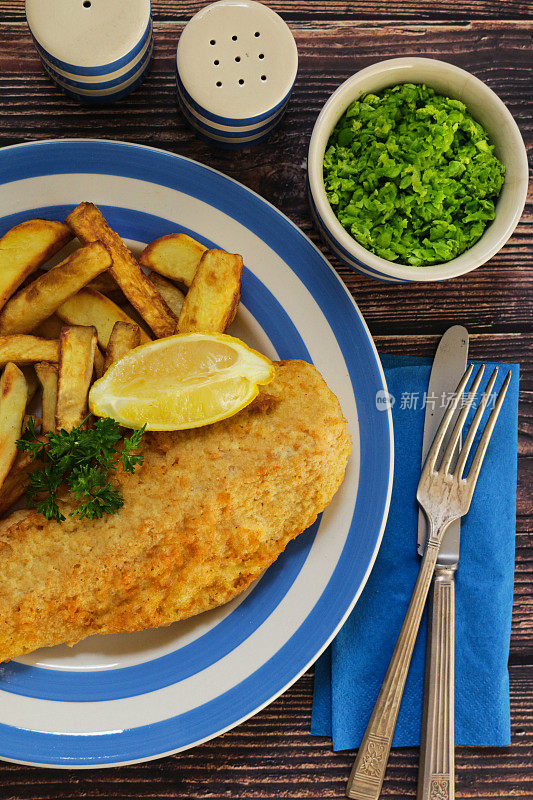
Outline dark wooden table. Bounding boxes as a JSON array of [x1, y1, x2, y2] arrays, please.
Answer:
[[0, 1, 531, 797]]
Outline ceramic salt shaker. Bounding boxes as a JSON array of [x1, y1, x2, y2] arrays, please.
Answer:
[[26, 0, 153, 103], [176, 0, 298, 148]]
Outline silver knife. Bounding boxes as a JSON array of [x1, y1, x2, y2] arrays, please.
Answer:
[[417, 325, 469, 800]]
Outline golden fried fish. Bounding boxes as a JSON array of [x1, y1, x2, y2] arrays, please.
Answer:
[[0, 360, 351, 663]]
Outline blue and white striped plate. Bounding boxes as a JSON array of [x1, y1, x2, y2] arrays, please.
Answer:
[[0, 139, 393, 769]]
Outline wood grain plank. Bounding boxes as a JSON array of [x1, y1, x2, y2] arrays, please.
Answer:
[[2, 0, 532, 22], [0, 670, 530, 799]]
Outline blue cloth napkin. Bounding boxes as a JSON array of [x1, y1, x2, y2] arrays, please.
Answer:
[[311, 355, 519, 750]]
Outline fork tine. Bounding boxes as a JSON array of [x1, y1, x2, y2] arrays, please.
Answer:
[[440, 364, 485, 474], [422, 363, 474, 475], [455, 366, 499, 478], [462, 370, 511, 490]]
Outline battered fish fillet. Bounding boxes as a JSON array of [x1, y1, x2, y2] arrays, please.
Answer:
[[0, 360, 350, 663]]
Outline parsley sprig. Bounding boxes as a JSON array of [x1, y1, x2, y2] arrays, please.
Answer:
[[17, 417, 146, 523]]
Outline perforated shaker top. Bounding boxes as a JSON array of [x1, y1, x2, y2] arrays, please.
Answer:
[[177, 0, 298, 121], [26, 0, 151, 69]]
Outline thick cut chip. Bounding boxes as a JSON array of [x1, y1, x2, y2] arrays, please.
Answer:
[[87, 271, 124, 303], [148, 273, 185, 318], [0, 219, 72, 311], [56, 288, 150, 349], [0, 363, 28, 488], [20, 366, 39, 405], [33, 314, 64, 340], [65, 203, 178, 338], [35, 362, 59, 433], [19, 268, 47, 293], [0, 242, 112, 335], [178, 250, 242, 334], [56, 325, 97, 432], [104, 322, 142, 372], [0, 335, 59, 366], [93, 347, 105, 379], [139, 232, 207, 287]]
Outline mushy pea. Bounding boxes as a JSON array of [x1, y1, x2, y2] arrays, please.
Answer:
[[323, 83, 505, 266]]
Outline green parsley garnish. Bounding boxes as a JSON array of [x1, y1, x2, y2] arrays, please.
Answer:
[[16, 417, 145, 523], [323, 83, 505, 266]]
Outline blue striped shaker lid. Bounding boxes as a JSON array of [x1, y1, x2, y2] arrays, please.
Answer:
[[177, 0, 298, 125], [26, 0, 151, 74]]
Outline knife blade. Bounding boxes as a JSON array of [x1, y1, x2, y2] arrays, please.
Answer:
[[417, 325, 469, 562]]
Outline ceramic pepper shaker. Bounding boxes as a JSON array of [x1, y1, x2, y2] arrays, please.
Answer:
[[176, 0, 298, 148]]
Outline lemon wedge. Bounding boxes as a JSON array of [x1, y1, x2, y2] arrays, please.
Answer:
[[88, 333, 275, 431]]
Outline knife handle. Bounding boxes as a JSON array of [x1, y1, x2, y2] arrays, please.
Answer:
[[346, 541, 440, 800], [417, 567, 455, 800]]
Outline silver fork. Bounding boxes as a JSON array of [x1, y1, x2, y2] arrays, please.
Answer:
[[346, 364, 511, 800]]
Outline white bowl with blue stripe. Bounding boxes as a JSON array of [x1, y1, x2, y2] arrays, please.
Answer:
[[0, 139, 392, 768], [308, 58, 529, 283], [26, 0, 153, 103], [176, 0, 297, 148]]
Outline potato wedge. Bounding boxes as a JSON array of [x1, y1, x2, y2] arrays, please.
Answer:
[[20, 365, 39, 405], [56, 325, 97, 432], [0, 450, 35, 516], [19, 268, 46, 291], [104, 321, 142, 371], [93, 346, 105, 379], [0, 335, 59, 366], [139, 233, 207, 287], [66, 203, 178, 338], [87, 271, 124, 303], [0, 242, 112, 335], [0, 363, 28, 488], [118, 302, 154, 340], [148, 273, 185, 318], [56, 288, 150, 349], [33, 314, 64, 340], [178, 250, 243, 334], [0, 219, 73, 311], [35, 362, 59, 433]]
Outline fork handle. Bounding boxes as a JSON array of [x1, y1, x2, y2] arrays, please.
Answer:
[[346, 541, 440, 800], [417, 567, 455, 800]]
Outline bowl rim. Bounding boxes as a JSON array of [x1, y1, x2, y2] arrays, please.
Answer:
[[307, 56, 529, 282]]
